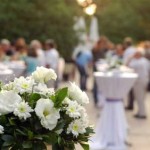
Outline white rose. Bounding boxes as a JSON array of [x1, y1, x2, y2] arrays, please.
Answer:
[[14, 101, 33, 120], [34, 83, 55, 95], [0, 91, 22, 115], [0, 125, 4, 134], [68, 82, 89, 104], [14, 76, 35, 94], [32, 67, 57, 83], [80, 91, 89, 104], [35, 98, 60, 130]]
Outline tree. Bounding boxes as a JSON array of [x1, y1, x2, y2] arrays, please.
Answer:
[[95, 0, 150, 43], [0, 0, 79, 59]]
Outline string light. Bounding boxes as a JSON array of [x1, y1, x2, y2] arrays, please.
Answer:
[[76, 0, 92, 7], [84, 3, 97, 16]]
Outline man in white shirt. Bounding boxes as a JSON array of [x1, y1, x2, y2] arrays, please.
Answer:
[[128, 48, 150, 119], [123, 37, 136, 65], [123, 37, 136, 110], [45, 39, 59, 88], [45, 39, 59, 71]]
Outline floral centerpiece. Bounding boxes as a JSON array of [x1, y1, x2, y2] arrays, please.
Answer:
[[0, 67, 93, 150], [106, 57, 123, 70]]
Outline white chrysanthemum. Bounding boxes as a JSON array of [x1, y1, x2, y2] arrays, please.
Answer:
[[0, 91, 22, 115], [35, 98, 60, 130], [68, 82, 89, 105], [66, 100, 81, 118], [14, 76, 34, 94], [14, 101, 33, 120], [0, 125, 4, 134], [67, 119, 86, 137], [34, 83, 55, 95], [32, 67, 57, 83], [2, 82, 15, 91]]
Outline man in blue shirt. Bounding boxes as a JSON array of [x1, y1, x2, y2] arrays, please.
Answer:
[[75, 50, 93, 90]]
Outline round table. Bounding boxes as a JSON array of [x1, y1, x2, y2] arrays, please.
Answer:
[[3, 61, 26, 77], [90, 72, 138, 150], [0, 69, 14, 83]]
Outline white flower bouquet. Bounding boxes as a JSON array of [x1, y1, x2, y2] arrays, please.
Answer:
[[0, 67, 93, 150]]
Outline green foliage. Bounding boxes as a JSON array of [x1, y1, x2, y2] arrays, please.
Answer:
[[0, 0, 149, 58], [95, 0, 150, 43], [0, 86, 93, 150], [0, 0, 79, 59], [54, 87, 68, 108]]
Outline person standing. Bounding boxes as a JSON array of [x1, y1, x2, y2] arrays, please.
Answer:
[[45, 39, 59, 70], [45, 39, 59, 88], [24, 47, 39, 76], [144, 41, 150, 61], [128, 48, 150, 119], [1, 39, 14, 57], [75, 50, 93, 91], [30, 40, 46, 67], [123, 37, 136, 110], [92, 36, 109, 107], [13, 38, 27, 61], [123, 37, 136, 64], [144, 41, 150, 91]]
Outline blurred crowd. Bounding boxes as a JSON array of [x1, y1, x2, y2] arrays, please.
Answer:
[[0, 38, 65, 85], [74, 36, 150, 119], [1, 36, 150, 119]]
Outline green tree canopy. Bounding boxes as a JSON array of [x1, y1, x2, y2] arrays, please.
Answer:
[[95, 0, 150, 43], [0, 0, 79, 59], [0, 0, 150, 59]]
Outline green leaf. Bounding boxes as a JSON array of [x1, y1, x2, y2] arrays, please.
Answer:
[[80, 142, 89, 150], [54, 119, 65, 131], [1, 146, 10, 150], [22, 141, 32, 149], [2, 141, 13, 147], [34, 135, 43, 140], [43, 133, 58, 145], [28, 130, 34, 140], [58, 137, 62, 145], [1, 135, 15, 147], [29, 93, 41, 107], [8, 118, 16, 126], [16, 129, 26, 136], [54, 87, 68, 108], [2, 135, 14, 142], [0, 116, 7, 125]]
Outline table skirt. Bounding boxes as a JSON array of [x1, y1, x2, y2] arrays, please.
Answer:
[[90, 100, 127, 150]]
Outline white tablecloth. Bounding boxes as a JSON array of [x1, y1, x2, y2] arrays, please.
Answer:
[[0, 69, 14, 83], [90, 72, 138, 150], [4, 61, 26, 77]]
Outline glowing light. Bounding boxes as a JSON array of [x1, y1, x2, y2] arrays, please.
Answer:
[[84, 3, 97, 16], [76, 0, 92, 7]]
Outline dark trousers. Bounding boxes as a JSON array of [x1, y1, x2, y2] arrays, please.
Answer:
[[77, 65, 88, 91], [93, 79, 98, 105], [127, 89, 134, 109]]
